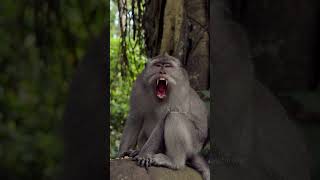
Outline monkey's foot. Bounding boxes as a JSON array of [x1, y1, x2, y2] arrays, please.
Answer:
[[151, 153, 182, 170], [119, 149, 140, 158], [134, 153, 154, 167]]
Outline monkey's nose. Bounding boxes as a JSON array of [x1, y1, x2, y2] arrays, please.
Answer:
[[160, 70, 166, 74]]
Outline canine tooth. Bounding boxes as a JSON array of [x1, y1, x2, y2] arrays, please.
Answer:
[[157, 79, 159, 85], [166, 80, 168, 86]]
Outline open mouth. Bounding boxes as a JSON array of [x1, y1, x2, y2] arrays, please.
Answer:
[[156, 77, 168, 99]]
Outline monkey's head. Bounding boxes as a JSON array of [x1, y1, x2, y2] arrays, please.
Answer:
[[142, 53, 189, 100]]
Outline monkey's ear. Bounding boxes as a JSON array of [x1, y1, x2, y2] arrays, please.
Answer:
[[145, 58, 153, 67]]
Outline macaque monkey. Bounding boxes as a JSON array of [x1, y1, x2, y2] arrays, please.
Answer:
[[118, 54, 209, 180]]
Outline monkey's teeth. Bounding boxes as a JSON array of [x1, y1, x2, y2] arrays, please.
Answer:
[[166, 80, 168, 86], [160, 77, 165, 80], [157, 79, 159, 85]]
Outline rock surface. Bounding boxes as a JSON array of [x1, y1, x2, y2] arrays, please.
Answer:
[[110, 159, 202, 180]]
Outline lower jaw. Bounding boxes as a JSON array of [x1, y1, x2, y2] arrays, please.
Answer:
[[156, 94, 166, 100]]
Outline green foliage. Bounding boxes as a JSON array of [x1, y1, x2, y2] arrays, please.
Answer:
[[0, 1, 105, 179], [110, 0, 146, 159]]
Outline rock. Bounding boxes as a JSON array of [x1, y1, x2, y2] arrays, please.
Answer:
[[110, 159, 202, 180]]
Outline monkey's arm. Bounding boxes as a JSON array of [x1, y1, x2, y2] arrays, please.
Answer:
[[118, 112, 143, 157], [133, 113, 167, 167], [139, 116, 165, 155]]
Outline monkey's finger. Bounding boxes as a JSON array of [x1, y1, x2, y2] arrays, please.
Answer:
[[119, 151, 131, 158], [133, 156, 138, 161], [144, 159, 149, 167], [130, 150, 139, 157], [145, 159, 150, 167], [149, 158, 153, 166], [136, 159, 141, 166], [145, 160, 151, 170], [140, 159, 146, 167], [133, 156, 140, 161], [143, 159, 148, 167], [137, 159, 143, 166]]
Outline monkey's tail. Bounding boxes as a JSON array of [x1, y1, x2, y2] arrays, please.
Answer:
[[187, 154, 210, 180]]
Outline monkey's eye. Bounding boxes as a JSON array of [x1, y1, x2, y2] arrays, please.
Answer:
[[154, 63, 162, 67], [164, 64, 173, 68]]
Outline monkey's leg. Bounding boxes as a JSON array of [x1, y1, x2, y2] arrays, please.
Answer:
[[187, 154, 210, 180], [139, 119, 165, 154], [151, 153, 185, 170], [134, 114, 166, 167], [118, 113, 143, 158], [152, 113, 191, 169]]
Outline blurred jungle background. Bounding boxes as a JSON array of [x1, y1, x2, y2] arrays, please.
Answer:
[[0, 1, 106, 180], [109, 0, 210, 159], [229, 0, 320, 178], [1, 0, 320, 179], [109, 0, 146, 158]]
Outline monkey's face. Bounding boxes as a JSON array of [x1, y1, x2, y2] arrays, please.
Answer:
[[143, 55, 186, 100]]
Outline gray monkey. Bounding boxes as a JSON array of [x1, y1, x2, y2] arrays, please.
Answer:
[[118, 54, 209, 180]]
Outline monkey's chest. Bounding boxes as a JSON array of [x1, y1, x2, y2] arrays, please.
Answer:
[[141, 109, 167, 138]]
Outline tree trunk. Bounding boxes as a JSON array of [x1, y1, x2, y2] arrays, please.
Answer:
[[143, 0, 209, 90]]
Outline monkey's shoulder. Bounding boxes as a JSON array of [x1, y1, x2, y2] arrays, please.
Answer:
[[187, 88, 208, 118], [189, 88, 207, 105], [129, 75, 147, 101]]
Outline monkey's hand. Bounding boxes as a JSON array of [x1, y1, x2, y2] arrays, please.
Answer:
[[118, 149, 140, 159], [133, 153, 154, 167]]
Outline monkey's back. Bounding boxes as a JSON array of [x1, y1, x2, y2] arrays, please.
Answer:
[[187, 88, 209, 147]]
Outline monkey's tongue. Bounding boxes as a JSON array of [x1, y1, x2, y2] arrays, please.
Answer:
[[156, 83, 167, 99]]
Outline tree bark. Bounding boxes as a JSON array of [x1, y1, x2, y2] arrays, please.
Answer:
[[143, 0, 209, 90]]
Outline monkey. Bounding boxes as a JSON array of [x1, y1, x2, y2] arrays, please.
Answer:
[[118, 53, 209, 180]]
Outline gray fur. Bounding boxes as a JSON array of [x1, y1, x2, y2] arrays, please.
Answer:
[[118, 54, 209, 180]]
